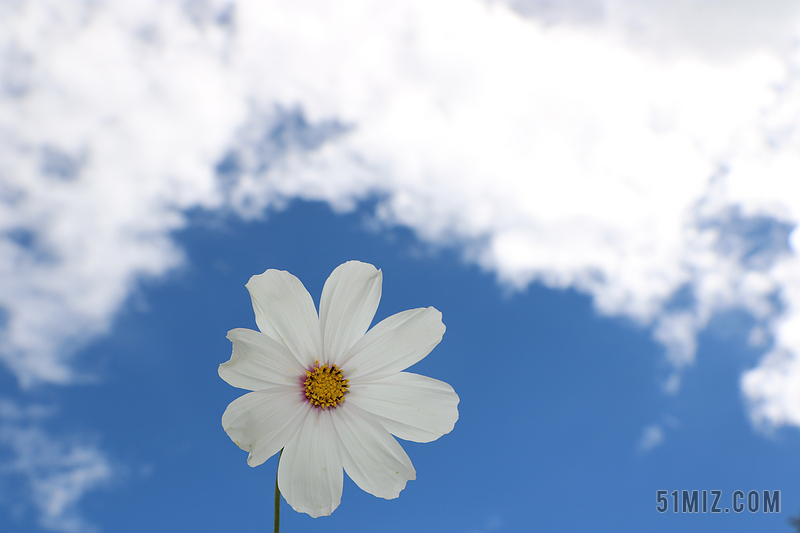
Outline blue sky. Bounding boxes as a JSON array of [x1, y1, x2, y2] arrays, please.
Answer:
[[2, 1, 800, 532], [2, 200, 799, 532]]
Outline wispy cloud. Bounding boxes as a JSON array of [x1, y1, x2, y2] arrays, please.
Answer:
[[1, 0, 799, 433], [638, 424, 665, 452], [468, 515, 504, 533], [0, 400, 114, 533]]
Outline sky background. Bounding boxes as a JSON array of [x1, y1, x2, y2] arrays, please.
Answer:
[[1, 0, 800, 531]]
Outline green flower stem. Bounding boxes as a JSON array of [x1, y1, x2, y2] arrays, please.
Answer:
[[274, 449, 282, 533], [274, 475, 280, 533]]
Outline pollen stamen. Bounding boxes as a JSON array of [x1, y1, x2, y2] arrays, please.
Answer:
[[304, 362, 349, 409]]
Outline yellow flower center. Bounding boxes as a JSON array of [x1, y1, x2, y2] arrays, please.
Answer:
[[304, 362, 349, 409]]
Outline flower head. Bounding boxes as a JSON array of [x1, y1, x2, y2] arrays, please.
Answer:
[[219, 260, 459, 517]]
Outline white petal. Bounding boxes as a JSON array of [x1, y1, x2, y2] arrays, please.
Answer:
[[319, 261, 382, 365], [221, 388, 307, 467], [341, 307, 445, 381], [332, 402, 416, 500], [219, 328, 306, 391], [347, 372, 459, 443], [278, 408, 343, 517], [246, 269, 321, 368]]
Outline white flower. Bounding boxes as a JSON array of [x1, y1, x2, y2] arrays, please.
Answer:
[[219, 260, 459, 517]]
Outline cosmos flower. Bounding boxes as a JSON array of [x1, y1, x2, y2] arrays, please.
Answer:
[[219, 260, 459, 517]]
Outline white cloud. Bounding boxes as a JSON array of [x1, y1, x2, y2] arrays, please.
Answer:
[[1, 0, 800, 434], [638, 424, 665, 452], [0, 401, 114, 533], [503, 0, 800, 61], [0, 0, 241, 385]]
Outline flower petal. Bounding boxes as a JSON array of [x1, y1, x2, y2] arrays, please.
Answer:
[[221, 388, 307, 467], [319, 261, 382, 365], [341, 307, 445, 381], [347, 372, 459, 443], [246, 269, 321, 368], [278, 408, 343, 517], [219, 328, 307, 391], [333, 402, 416, 500]]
